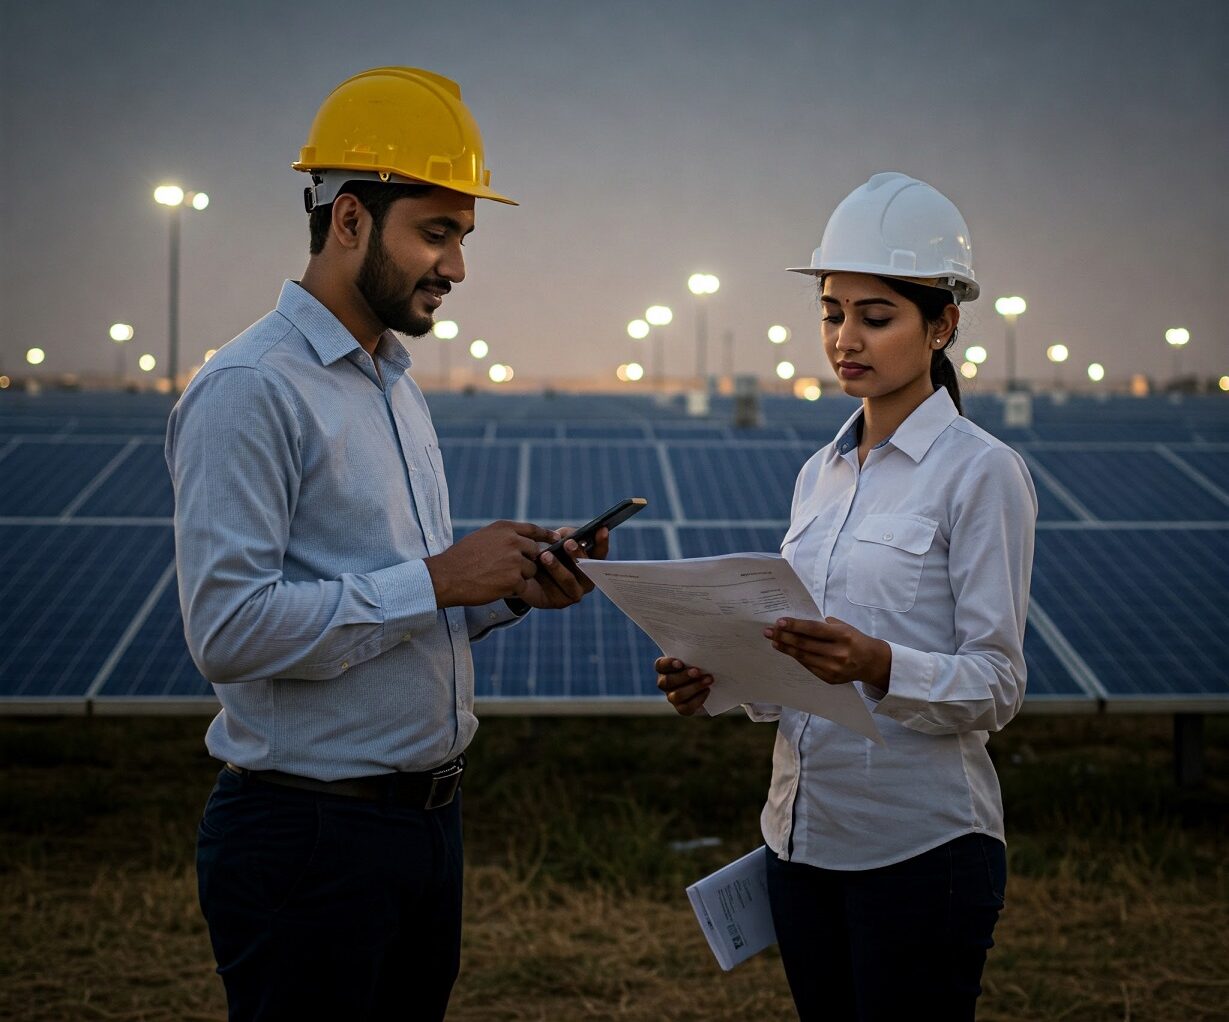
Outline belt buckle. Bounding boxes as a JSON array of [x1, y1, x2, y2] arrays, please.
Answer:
[[424, 759, 463, 810]]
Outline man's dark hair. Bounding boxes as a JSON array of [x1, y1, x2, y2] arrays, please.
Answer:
[[308, 180, 434, 254]]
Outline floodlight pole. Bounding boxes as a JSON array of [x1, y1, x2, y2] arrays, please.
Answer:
[[694, 300, 707, 380], [168, 205, 181, 394]]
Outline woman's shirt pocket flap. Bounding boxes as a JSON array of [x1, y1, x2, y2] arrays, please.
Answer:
[[852, 514, 937, 556]]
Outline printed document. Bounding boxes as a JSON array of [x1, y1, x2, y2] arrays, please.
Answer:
[[578, 553, 881, 742], [686, 846, 776, 971]]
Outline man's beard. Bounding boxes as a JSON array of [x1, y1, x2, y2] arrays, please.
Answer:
[[355, 224, 433, 337]]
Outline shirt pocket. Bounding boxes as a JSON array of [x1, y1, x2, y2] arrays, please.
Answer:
[[424, 443, 453, 542], [845, 513, 938, 613]]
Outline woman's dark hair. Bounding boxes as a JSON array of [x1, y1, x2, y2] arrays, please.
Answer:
[[880, 276, 963, 414], [307, 180, 434, 255]]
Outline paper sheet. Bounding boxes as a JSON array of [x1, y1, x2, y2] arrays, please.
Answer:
[[577, 553, 881, 742]]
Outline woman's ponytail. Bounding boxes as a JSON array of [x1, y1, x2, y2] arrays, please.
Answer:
[[930, 346, 963, 415]]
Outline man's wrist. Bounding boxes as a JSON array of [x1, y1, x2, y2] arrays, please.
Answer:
[[505, 597, 531, 616]]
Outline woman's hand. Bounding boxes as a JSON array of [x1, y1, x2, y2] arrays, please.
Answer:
[[655, 657, 713, 716], [764, 617, 892, 689]]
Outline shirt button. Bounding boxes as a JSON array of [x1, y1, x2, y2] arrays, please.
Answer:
[[401, 632, 412, 642], [451, 621, 461, 632], [883, 532, 893, 541], [340, 661, 349, 670]]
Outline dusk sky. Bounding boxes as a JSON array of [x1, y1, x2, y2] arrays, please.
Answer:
[[1, 0, 1225, 390]]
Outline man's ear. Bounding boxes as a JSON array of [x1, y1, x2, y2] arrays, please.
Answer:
[[331, 193, 367, 251]]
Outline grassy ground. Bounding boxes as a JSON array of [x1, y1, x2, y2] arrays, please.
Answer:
[[0, 713, 1226, 1021]]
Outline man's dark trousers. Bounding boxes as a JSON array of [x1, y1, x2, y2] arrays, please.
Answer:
[[197, 767, 463, 1022]]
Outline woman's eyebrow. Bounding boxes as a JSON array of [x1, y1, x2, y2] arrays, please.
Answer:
[[820, 295, 897, 308]]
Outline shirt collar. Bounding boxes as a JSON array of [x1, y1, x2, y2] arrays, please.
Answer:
[[830, 387, 958, 464], [275, 280, 412, 374]]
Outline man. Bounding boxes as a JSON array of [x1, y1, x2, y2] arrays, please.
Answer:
[[166, 67, 605, 1021]]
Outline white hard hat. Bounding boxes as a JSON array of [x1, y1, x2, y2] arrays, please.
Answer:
[[788, 172, 979, 303]]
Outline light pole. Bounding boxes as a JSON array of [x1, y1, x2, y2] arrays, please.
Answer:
[[993, 296, 1026, 391], [645, 305, 673, 387], [154, 185, 209, 393], [110, 323, 134, 387], [1046, 343, 1069, 391], [432, 319, 459, 389], [1165, 327, 1190, 386], [687, 273, 719, 380]]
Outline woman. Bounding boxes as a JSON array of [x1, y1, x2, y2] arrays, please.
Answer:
[[657, 172, 1036, 1021]]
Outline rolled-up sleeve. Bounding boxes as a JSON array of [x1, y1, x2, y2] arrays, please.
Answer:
[[873, 447, 1037, 734], [168, 368, 439, 684]]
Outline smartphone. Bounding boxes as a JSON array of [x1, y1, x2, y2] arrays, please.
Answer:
[[539, 497, 648, 559]]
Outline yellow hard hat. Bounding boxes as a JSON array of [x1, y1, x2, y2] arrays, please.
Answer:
[[293, 66, 517, 206]]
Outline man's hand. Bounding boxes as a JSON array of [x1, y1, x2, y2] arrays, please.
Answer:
[[763, 617, 892, 688], [515, 525, 610, 610], [655, 656, 713, 716], [424, 520, 558, 608]]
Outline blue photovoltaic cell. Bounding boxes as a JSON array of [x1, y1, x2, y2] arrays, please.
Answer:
[[0, 524, 173, 697], [493, 422, 558, 440], [651, 424, 729, 441], [564, 423, 649, 440], [0, 441, 128, 516], [1171, 450, 1229, 498], [439, 442, 520, 520], [669, 445, 807, 521], [1028, 472, 1081, 523], [76, 442, 174, 518], [1027, 450, 1227, 521], [1020, 625, 1086, 699], [526, 444, 670, 520], [96, 577, 211, 699], [1031, 529, 1229, 696], [677, 525, 785, 558], [732, 426, 796, 442]]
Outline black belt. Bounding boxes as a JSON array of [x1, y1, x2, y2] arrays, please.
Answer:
[[224, 755, 465, 810]]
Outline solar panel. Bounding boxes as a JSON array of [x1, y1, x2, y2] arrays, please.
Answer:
[[1, 391, 1227, 717], [526, 443, 671, 521], [669, 446, 806, 522], [0, 524, 173, 697], [1027, 450, 1228, 521], [1030, 528, 1229, 698], [0, 440, 131, 516]]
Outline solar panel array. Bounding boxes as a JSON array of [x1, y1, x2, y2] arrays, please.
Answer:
[[1, 390, 1226, 716]]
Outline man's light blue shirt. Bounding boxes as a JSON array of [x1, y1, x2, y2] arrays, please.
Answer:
[[166, 281, 520, 780]]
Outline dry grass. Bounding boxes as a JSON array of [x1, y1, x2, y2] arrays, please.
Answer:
[[0, 715, 1226, 1021]]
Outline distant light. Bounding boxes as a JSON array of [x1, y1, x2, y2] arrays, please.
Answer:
[[25, 347, 46, 366], [469, 339, 489, 359], [960, 361, 978, 379], [204, 348, 217, 361], [627, 319, 650, 340], [688, 273, 719, 295], [616, 364, 630, 382], [767, 324, 790, 345], [190, 192, 210, 211], [964, 345, 988, 365], [1165, 327, 1190, 347], [1219, 375, 1229, 392], [775, 360, 796, 381], [645, 305, 673, 326], [153, 185, 185, 207], [503, 365, 514, 382], [994, 296, 1027, 317], [488, 364, 513, 383], [109, 323, 134, 342], [1130, 373, 1150, 397], [1087, 362, 1105, 382], [626, 361, 645, 382], [793, 378, 821, 401], [1046, 343, 1069, 363], [138, 353, 157, 372], [0, 375, 9, 390], [432, 320, 459, 340]]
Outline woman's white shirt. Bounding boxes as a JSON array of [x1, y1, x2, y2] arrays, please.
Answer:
[[757, 388, 1037, 870]]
